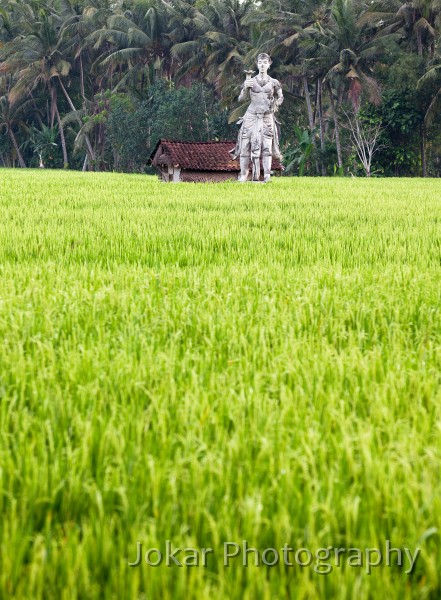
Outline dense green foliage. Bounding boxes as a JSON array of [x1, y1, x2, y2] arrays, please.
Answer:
[[0, 170, 440, 598], [1, 0, 441, 175]]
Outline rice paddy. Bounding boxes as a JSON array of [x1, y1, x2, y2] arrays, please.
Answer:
[[0, 170, 440, 599]]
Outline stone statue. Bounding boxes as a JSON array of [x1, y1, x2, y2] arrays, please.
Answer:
[[230, 53, 284, 182]]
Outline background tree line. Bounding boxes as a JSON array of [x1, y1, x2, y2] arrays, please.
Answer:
[[1, 0, 441, 176]]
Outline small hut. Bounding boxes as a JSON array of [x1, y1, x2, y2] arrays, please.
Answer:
[[148, 139, 282, 183]]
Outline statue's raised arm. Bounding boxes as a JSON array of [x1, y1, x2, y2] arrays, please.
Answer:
[[230, 53, 283, 182]]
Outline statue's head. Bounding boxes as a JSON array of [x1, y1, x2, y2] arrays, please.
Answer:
[[256, 53, 272, 65]]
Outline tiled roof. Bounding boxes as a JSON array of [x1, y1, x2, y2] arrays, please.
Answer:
[[150, 139, 239, 171], [150, 139, 282, 172]]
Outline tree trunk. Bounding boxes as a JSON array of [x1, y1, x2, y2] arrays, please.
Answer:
[[79, 54, 86, 103], [57, 76, 96, 161], [317, 78, 326, 176], [328, 82, 343, 169], [100, 122, 105, 168], [420, 124, 427, 177], [8, 126, 26, 168], [302, 76, 320, 176], [49, 85, 56, 129], [55, 103, 69, 169], [201, 86, 210, 140], [313, 81, 318, 126], [417, 28, 423, 57]]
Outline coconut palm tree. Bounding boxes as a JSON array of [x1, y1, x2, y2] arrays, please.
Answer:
[[1, 1, 72, 167], [84, 0, 172, 95], [308, 0, 384, 110], [0, 3, 18, 43], [0, 76, 32, 167], [299, 0, 386, 171], [361, 0, 441, 57], [170, 0, 257, 104], [416, 45, 441, 175], [362, 0, 441, 175]]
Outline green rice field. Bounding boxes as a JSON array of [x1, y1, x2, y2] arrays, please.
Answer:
[[0, 170, 440, 599]]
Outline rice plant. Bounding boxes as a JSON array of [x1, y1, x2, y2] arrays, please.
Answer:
[[0, 170, 440, 599]]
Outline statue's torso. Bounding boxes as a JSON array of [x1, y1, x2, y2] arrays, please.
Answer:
[[248, 76, 280, 114]]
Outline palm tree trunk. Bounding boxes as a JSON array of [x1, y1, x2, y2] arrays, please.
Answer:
[[79, 55, 86, 103], [313, 82, 318, 125], [55, 104, 69, 169], [328, 82, 343, 169], [49, 83, 68, 168], [8, 126, 26, 168], [57, 77, 96, 161], [78, 56, 90, 170], [317, 78, 326, 176], [417, 29, 423, 57], [420, 124, 427, 177], [201, 86, 210, 140], [302, 76, 320, 176]]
